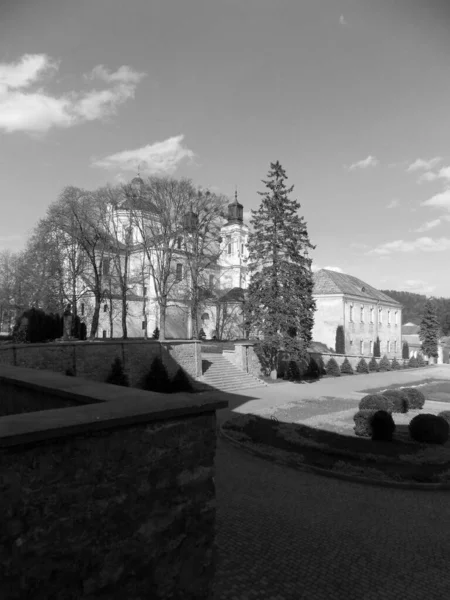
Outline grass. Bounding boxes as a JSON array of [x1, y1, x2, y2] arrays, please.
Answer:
[[223, 414, 450, 484]]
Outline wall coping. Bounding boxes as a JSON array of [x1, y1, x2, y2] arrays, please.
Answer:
[[0, 365, 227, 448], [0, 339, 201, 350]]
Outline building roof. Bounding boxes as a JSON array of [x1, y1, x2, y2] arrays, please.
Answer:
[[313, 269, 402, 306], [402, 323, 420, 335], [402, 334, 421, 347]]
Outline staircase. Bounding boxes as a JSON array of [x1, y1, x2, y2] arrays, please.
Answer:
[[200, 352, 267, 393]]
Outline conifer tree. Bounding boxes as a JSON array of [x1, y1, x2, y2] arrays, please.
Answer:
[[374, 337, 381, 358], [246, 162, 316, 376], [335, 325, 345, 354], [419, 299, 440, 358], [402, 341, 409, 359]]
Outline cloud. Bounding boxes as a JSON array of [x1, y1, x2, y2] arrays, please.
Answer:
[[92, 135, 195, 174], [417, 166, 450, 184], [347, 155, 378, 171], [399, 279, 436, 295], [386, 198, 400, 209], [0, 54, 145, 133], [407, 157, 442, 172], [413, 218, 445, 233], [369, 236, 450, 255], [421, 189, 450, 211], [339, 15, 348, 25]]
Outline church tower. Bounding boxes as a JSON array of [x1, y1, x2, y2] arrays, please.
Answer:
[[218, 190, 249, 290]]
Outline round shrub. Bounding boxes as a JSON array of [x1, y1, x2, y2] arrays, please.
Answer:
[[378, 355, 391, 372], [359, 394, 394, 413], [325, 357, 341, 377], [382, 389, 409, 413], [368, 357, 378, 372], [402, 387, 425, 410], [356, 358, 369, 374], [438, 411, 450, 426], [391, 357, 401, 370], [408, 356, 419, 368], [340, 357, 353, 375], [371, 410, 396, 442], [353, 409, 377, 437], [409, 414, 449, 445]]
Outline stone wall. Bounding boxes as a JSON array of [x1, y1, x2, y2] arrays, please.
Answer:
[[320, 353, 408, 369], [0, 340, 202, 386], [0, 366, 226, 600]]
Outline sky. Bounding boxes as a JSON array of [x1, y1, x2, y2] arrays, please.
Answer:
[[2, 0, 450, 296]]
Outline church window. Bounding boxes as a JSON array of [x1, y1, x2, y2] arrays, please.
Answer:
[[350, 339, 353, 348], [177, 237, 182, 250], [176, 263, 183, 281], [241, 243, 244, 254], [143, 286, 147, 296], [102, 258, 110, 276], [394, 340, 397, 353], [102, 330, 107, 339], [349, 304, 353, 322], [395, 311, 398, 326], [227, 243, 232, 255], [360, 305, 364, 322]]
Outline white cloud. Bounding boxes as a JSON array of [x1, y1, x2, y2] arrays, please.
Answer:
[[417, 166, 450, 184], [414, 218, 444, 233], [0, 54, 145, 133], [92, 135, 195, 174], [407, 157, 442, 172], [421, 189, 450, 211], [386, 198, 400, 209], [347, 155, 378, 171], [417, 171, 438, 183], [369, 236, 450, 255], [339, 15, 348, 25], [400, 279, 436, 295]]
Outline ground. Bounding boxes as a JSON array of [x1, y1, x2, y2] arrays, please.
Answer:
[[213, 365, 450, 600]]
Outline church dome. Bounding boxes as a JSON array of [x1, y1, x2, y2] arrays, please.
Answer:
[[130, 176, 144, 196], [227, 190, 243, 224]]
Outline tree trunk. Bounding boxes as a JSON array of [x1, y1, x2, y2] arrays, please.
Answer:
[[109, 296, 114, 338], [90, 298, 100, 339], [122, 295, 128, 339], [159, 300, 166, 341]]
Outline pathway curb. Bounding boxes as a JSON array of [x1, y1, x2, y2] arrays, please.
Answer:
[[219, 424, 450, 491]]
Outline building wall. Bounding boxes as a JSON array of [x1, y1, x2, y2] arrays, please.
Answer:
[[312, 295, 344, 351]]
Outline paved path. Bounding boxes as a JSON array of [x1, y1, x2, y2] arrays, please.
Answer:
[[213, 365, 450, 600]]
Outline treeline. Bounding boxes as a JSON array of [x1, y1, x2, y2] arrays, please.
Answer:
[[381, 290, 450, 335]]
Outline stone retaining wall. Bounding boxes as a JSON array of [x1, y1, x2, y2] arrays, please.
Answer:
[[0, 340, 202, 386], [0, 366, 226, 599]]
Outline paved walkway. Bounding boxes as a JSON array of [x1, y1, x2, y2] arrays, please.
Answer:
[[213, 365, 450, 600]]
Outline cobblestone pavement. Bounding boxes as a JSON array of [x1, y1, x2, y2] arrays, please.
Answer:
[[213, 436, 450, 600]]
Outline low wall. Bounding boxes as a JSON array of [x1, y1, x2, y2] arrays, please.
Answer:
[[0, 339, 202, 387], [0, 365, 227, 599], [320, 353, 409, 369]]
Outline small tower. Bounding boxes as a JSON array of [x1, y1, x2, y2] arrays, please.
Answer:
[[219, 188, 249, 289], [227, 190, 244, 224]]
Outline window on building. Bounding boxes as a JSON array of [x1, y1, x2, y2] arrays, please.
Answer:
[[350, 339, 353, 348], [379, 308, 383, 323], [388, 310, 391, 325], [241, 243, 244, 254], [176, 263, 183, 281], [177, 237, 182, 250], [360, 339, 364, 354], [103, 304, 108, 313], [370, 340, 373, 354], [209, 274, 214, 289], [102, 258, 110, 276], [360, 305, 364, 322], [349, 304, 353, 322], [395, 311, 398, 326], [387, 340, 391, 353], [80, 303, 85, 316], [370, 307, 374, 323], [394, 340, 397, 353], [102, 330, 107, 339], [227, 243, 232, 255], [143, 286, 147, 296]]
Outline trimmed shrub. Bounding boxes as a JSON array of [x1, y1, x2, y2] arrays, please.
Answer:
[[152, 327, 160, 340], [353, 409, 377, 437], [409, 414, 449, 445], [356, 358, 369, 374], [383, 389, 409, 413], [402, 387, 425, 410], [371, 410, 396, 442], [340, 357, 353, 375], [335, 325, 345, 354], [305, 355, 325, 379], [438, 411, 450, 426], [286, 360, 301, 381], [417, 353, 426, 367], [79, 322, 87, 340], [378, 355, 391, 372], [105, 357, 129, 387], [325, 357, 341, 377], [141, 357, 171, 393], [172, 367, 194, 392], [368, 357, 379, 372], [408, 356, 419, 368], [359, 394, 394, 413], [391, 357, 401, 370]]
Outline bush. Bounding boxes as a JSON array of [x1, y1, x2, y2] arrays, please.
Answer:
[[378, 355, 391, 372], [354, 409, 378, 437], [325, 357, 340, 377], [402, 341, 409, 359], [368, 357, 378, 372], [409, 414, 449, 445], [383, 389, 409, 413], [340, 357, 353, 375], [408, 356, 419, 368], [374, 337, 381, 358], [152, 327, 160, 340], [79, 322, 87, 340], [141, 356, 171, 393], [402, 387, 425, 410], [172, 367, 193, 392], [335, 325, 345, 354], [65, 367, 75, 377], [305, 355, 325, 379], [359, 394, 394, 413], [371, 410, 396, 442], [356, 358, 369, 374], [417, 353, 426, 367], [286, 360, 301, 381], [391, 357, 401, 370], [438, 411, 450, 426], [105, 357, 129, 387]]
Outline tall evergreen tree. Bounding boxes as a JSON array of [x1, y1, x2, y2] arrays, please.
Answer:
[[402, 340, 410, 359], [420, 299, 440, 358], [335, 325, 345, 354], [246, 161, 316, 376], [374, 337, 381, 358]]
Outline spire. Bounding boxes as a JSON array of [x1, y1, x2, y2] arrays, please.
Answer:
[[227, 186, 243, 224]]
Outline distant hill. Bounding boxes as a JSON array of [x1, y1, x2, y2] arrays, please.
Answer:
[[381, 290, 450, 334]]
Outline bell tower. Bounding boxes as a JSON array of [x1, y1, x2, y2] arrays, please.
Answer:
[[219, 189, 249, 290]]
